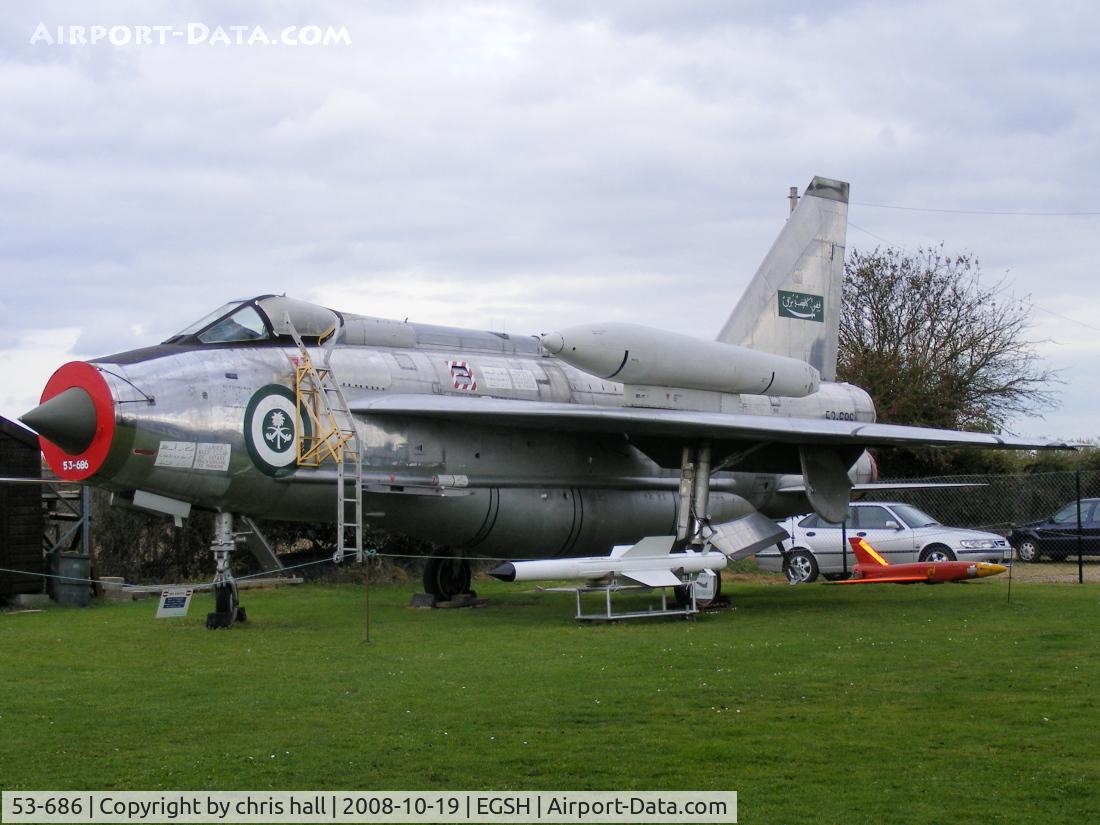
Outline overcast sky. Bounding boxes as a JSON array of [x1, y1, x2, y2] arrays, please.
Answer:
[[2, 1, 1097, 440]]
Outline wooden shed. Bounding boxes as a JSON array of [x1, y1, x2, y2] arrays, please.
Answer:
[[1, 416, 44, 597]]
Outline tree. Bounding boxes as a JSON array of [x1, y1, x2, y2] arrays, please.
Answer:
[[838, 245, 1058, 475]]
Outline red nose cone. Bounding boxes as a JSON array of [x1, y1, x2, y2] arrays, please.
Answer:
[[25, 362, 115, 481]]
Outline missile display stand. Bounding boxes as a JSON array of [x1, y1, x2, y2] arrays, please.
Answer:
[[546, 579, 700, 622], [206, 512, 246, 629]]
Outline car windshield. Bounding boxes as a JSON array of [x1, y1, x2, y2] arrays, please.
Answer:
[[1052, 502, 1086, 523], [890, 504, 940, 529]]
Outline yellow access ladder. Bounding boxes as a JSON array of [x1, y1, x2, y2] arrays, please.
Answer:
[[286, 317, 364, 564]]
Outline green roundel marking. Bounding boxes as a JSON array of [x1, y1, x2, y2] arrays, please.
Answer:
[[243, 385, 311, 477]]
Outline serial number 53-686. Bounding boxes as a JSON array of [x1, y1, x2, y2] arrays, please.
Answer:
[[62, 459, 91, 471], [9, 797, 85, 816]]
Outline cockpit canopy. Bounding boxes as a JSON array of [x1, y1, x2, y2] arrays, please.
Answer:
[[166, 296, 341, 345]]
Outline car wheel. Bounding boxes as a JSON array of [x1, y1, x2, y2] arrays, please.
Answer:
[[919, 545, 956, 563], [1016, 540, 1040, 563], [783, 549, 819, 584]]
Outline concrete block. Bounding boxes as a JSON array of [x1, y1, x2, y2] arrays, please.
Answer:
[[10, 593, 50, 609]]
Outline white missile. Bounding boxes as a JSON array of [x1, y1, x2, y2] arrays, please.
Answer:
[[489, 536, 727, 588], [541, 322, 820, 398]]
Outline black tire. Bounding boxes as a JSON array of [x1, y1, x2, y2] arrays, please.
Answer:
[[1015, 540, 1040, 563], [235, 606, 248, 623], [783, 549, 819, 584], [205, 582, 238, 629], [214, 582, 235, 614], [919, 544, 956, 563], [423, 557, 472, 601]]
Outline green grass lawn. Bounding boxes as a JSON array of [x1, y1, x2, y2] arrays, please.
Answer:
[[2, 576, 1099, 824]]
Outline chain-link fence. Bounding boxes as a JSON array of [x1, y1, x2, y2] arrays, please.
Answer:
[[859, 470, 1100, 583]]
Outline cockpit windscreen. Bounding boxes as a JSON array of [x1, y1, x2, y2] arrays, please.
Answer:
[[197, 305, 270, 343]]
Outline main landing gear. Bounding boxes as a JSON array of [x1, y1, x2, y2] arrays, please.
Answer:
[[421, 553, 475, 603], [673, 442, 725, 609]]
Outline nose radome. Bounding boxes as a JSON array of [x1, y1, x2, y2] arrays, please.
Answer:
[[20, 386, 98, 455]]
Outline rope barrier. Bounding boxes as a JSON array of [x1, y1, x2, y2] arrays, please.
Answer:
[[0, 547, 518, 592]]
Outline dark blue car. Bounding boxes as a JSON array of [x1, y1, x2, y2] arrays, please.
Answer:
[[1010, 499, 1100, 562]]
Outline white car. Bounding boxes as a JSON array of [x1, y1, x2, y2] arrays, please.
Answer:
[[756, 502, 1011, 583]]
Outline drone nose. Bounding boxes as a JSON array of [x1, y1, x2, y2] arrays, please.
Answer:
[[975, 563, 1008, 578], [21, 386, 98, 455]]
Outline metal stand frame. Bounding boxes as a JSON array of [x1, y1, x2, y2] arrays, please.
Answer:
[[570, 582, 697, 621], [542, 575, 703, 622]]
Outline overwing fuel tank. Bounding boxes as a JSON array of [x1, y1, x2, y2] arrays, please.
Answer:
[[542, 322, 820, 397]]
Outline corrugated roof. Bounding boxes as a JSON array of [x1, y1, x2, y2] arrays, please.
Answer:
[[0, 416, 39, 449]]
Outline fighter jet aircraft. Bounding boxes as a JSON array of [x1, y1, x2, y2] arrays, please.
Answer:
[[833, 536, 1008, 584], [19, 176, 1063, 626]]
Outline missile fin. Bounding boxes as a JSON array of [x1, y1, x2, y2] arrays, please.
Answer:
[[617, 535, 676, 558], [624, 568, 682, 588]]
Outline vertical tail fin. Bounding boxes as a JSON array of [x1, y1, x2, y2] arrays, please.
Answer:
[[717, 176, 849, 381], [849, 537, 890, 567]]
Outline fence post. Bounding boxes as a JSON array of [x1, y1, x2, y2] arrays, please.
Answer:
[[841, 520, 848, 576], [1077, 470, 1084, 585]]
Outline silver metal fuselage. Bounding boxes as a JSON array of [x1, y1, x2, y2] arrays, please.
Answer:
[[87, 315, 875, 558]]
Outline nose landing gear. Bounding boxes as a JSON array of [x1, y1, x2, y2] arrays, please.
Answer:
[[206, 512, 247, 629]]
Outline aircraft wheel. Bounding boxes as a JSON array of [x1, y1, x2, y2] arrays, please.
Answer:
[[206, 582, 238, 629], [691, 569, 723, 609], [784, 550, 818, 584], [919, 545, 956, 563], [673, 570, 722, 609], [1015, 540, 1039, 562], [423, 556, 471, 601]]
